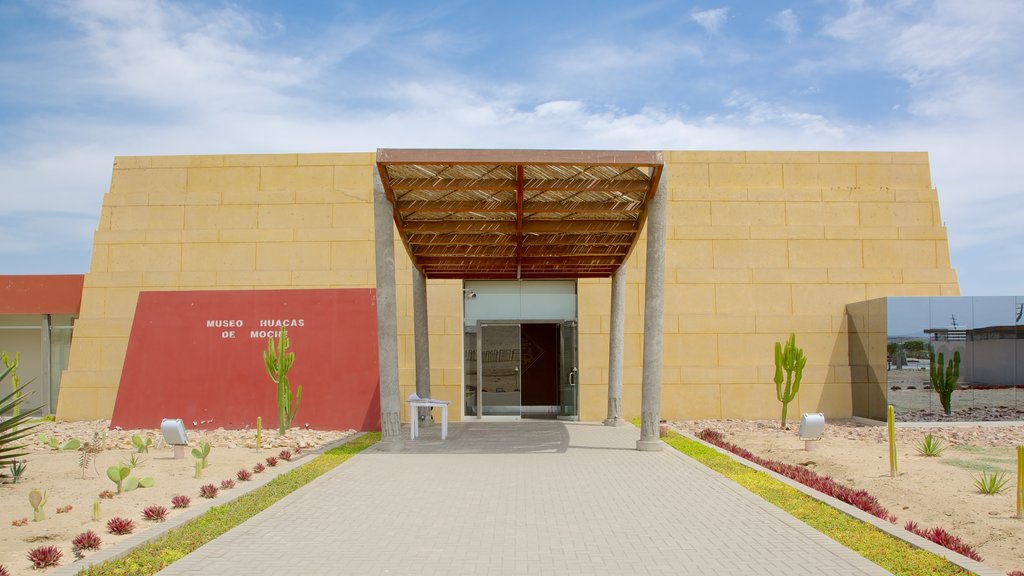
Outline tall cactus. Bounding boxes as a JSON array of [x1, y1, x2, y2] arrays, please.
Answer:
[[264, 326, 301, 435], [929, 346, 960, 415], [774, 333, 807, 429]]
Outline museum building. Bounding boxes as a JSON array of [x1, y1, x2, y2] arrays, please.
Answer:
[[2, 149, 959, 443]]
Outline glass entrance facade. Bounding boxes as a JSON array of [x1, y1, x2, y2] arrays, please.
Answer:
[[463, 281, 578, 419]]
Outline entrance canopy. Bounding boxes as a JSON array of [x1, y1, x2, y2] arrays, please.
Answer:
[[376, 149, 664, 279]]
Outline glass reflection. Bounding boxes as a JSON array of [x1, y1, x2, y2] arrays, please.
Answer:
[[886, 296, 1023, 421]]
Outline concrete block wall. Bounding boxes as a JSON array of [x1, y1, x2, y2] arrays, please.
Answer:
[[577, 151, 957, 421]]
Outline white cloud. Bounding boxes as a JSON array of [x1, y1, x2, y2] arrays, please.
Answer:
[[770, 9, 800, 38], [3, 1, 1024, 293], [691, 7, 728, 34]]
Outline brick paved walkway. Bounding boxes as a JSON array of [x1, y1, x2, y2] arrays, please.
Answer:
[[157, 421, 891, 575]]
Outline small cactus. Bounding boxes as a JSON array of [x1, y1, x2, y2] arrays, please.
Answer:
[[107, 465, 130, 494], [92, 500, 101, 521], [131, 434, 152, 453], [264, 325, 302, 435], [929, 346, 961, 415], [773, 333, 807, 429], [256, 416, 262, 452], [191, 440, 211, 469], [11, 517, 27, 527], [56, 504, 72, 514], [28, 488, 47, 521], [99, 490, 115, 499]]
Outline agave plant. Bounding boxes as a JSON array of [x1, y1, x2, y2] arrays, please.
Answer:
[[973, 470, 1010, 495], [0, 366, 41, 471], [915, 434, 946, 457]]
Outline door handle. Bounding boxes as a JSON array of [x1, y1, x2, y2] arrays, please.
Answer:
[[569, 367, 578, 387]]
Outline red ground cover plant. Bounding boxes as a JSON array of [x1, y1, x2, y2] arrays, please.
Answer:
[[903, 521, 983, 563], [220, 478, 236, 490], [253, 462, 266, 473], [72, 530, 102, 551], [695, 429, 1000, 569], [278, 449, 293, 461], [0, 563, 9, 576], [26, 545, 62, 568], [236, 468, 253, 481], [171, 494, 191, 509], [697, 429, 897, 522], [106, 516, 135, 535], [265, 456, 279, 467], [142, 505, 169, 522], [199, 483, 218, 499]]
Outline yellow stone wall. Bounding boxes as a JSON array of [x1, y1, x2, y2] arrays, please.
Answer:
[[59, 150, 957, 423], [577, 151, 957, 421], [56, 153, 464, 422]]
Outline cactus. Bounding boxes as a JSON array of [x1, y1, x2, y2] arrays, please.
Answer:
[[28, 488, 47, 521], [92, 500, 101, 522], [928, 346, 960, 415], [106, 465, 130, 494], [887, 405, 898, 477], [191, 440, 210, 469], [1, 352, 20, 421], [131, 434, 152, 453], [256, 416, 262, 452], [1017, 445, 1023, 519], [773, 333, 807, 429], [194, 460, 202, 479], [264, 326, 302, 435]]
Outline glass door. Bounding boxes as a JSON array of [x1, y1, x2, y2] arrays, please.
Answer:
[[558, 321, 578, 420], [478, 323, 521, 417]]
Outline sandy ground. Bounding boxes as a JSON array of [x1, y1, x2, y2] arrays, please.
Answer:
[[672, 419, 1024, 576], [0, 421, 354, 575]]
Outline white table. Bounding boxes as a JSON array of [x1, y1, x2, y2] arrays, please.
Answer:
[[408, 399, 450, 440]]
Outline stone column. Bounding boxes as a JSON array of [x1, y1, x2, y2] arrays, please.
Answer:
[[373, 167, 403, 451], [411, 266, 433, 425], [604, 266, 626, 426], [637, 172, 668, 451]]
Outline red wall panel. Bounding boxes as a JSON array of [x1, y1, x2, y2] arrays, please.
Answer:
[[111, 289, 380, 431], [0, 275, 84, 314]]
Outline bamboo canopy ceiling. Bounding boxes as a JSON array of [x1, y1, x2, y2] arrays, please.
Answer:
[[376, 149, 665, 279]]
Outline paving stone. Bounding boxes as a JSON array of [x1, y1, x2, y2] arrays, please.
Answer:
[[157, 421, 891, 576]]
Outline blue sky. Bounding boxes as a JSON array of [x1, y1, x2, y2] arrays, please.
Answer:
[[1, 0, 1022, 295]]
